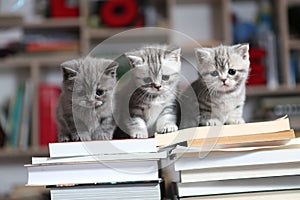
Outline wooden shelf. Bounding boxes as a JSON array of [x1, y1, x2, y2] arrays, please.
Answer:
[[23, 18, 82, 29], [0, 147, 49, 159], [88, 27, 170, 40], [246, 85, 300, 97], [0, 52, 80, 68], [289, 39, 300, 50]]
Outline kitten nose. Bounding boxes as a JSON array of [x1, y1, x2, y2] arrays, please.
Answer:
[[153, 83, 161, 90], [221, 79, 227, 85]]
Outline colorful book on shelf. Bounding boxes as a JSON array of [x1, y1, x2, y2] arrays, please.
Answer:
[[49, 138, 157, 158], [39, 84, 61, 147], [18, 81, 33, 150], [10, 85, 25, 148], [155, 116, 292, 148]]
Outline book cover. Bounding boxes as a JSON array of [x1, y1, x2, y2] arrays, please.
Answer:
[[26, 159, 159, 186], [39, 84, 61, 147], [179, 189, 300, 200], [173, 144, 300, 171], [32, 151, 167, 165], [187, 129, 295, 148], [155, 116, 291, 148], [179, 162, 300, 183], [176, 175, 300, 197], [49, 138, 157, 158], [50, 181, 161, 200]]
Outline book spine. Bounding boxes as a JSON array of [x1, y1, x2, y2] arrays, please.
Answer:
[[38, 84, 61, 147], [10, 85, 24, 148]]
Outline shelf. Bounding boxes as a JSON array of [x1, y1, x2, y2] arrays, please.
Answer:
[[0, 147, 49, 159], [88, 27, 170, 40], [0, 52, 80, 68], [22, 18, 82, 29], [0, 15, 23, 26], [246, 85, 300, 97], [289, 39, 300, 50]]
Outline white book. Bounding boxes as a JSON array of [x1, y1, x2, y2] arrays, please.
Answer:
[[176, 175, 300, 197], [49, 138, 157, 158], [174, 147, 300, 171], [32, 151, 167, 165], [180, 189, 300, 200], [180, 162, 300, 183], [50, 182, 161, 200], [26, 160, 158, 186]]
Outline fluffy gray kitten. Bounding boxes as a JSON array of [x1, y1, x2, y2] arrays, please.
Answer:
[[192, 44, 250, 126], [56, 56, 119, 141], [118, 45, 181, 138]]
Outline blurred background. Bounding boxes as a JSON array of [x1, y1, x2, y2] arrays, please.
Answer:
[[0, 0, 300, 199]]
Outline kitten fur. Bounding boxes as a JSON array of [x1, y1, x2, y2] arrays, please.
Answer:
[[192, 44, 250, 126], [116, 45, 181, 138], [56, 56, 119, 141]]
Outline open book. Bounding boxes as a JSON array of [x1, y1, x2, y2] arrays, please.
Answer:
[[155, 116, 294, 148]]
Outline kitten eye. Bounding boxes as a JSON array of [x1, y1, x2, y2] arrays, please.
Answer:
[[162, 75, 170, 81], [143, 77, 152, 84], [228, 69, 236, 75], [96, 89, 105, 96], [210, 71, 218, 77]]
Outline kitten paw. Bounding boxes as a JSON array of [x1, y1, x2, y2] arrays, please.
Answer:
[[74, 133, 91, 141], [130, 132, 148, 139], [226, 118, 245, 125], [92, 134, 112, 140], [157, 124, 178, 134], [58, 135, 71, 142], [200, 119, 222, 126]]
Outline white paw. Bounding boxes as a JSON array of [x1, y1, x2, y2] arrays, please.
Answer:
[[226, 118, 245, 125], [76, 133, 92, 141], [92, 133, 112, 140], [158, 124, 178, 134], [58, 134, 71, 142], [130, 132, 149, 138], [200, 119, 222, 126]]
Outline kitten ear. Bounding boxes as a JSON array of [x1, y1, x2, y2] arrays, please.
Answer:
[[61, 59, 80, 80], [234, 43, 249, 60], [195, 48, 212, 62], [125, 52, 143, 68], [165, 46, 181, 61], [105, 61, 119, 78]]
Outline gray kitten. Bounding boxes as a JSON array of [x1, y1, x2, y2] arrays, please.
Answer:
[[192, 44, 250, 126], [56, 56, 119, 141], [116, 45, 181, 138]]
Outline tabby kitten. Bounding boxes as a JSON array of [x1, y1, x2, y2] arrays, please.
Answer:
[[192, 44, 250, 126], [56, 56, 119, 141], [119, 45, 181, 138]]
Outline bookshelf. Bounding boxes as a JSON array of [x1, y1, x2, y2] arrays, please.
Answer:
[[0, 0, 299, 155]]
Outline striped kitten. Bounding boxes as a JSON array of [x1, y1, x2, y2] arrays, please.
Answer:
[[120, 45, 181, 138], [56, 56, 119, 141], [192, 44, 250, 126]]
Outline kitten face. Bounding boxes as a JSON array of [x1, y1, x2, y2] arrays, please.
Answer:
[[125, 45, 181, 95], [61, 57, 118, 109], [195, 44, 250, 93]]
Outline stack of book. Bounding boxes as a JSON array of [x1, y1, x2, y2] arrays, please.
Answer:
[[25, 138, 166, 200], [157, 116, 300, 199]]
